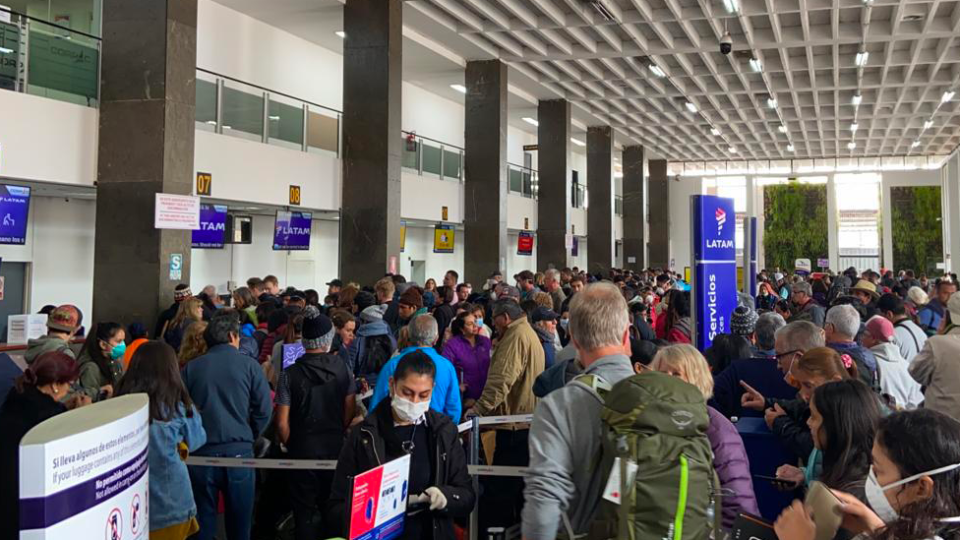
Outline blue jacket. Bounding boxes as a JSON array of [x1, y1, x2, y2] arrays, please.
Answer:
[[149, 404, 207, 531], [371, 346, 462, 422], [710, 358, 798, 419], [918, 300, 945, 336], [181, 344, 272, 456]]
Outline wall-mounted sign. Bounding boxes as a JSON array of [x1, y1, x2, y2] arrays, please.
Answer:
[[169, 253, 183, 281], [154, 193, 200, 230], [522, 144, 538, 152], [400, 221, 406, 253], [524, 217, 529, 230], [433, 224, 454, 254], [289, 185, 302, 206], [196, 172, 212, 196], [441, 206, 448, 221], [572, 237, 579, 257], [517, 231, 534, 256]]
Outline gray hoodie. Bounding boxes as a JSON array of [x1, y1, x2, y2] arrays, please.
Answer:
[[24, 335, 75, 364], [522, 354, 635, 540]]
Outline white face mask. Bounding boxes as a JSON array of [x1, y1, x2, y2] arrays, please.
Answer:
[[391, 394, 430, 424], [865, 463, 960, 524]]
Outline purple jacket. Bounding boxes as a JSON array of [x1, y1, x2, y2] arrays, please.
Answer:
[[441, 334, 492, 401], [707, 406, 759, 529]]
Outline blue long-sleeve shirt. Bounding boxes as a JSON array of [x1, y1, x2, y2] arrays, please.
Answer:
[[371, 346, 462, 422]]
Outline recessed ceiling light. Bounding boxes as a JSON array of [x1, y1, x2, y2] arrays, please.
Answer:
[[847, 142, 857, 150], [710, 128, 721, 136], [852, 93, 863, 106], [685, 102, 698, 113], [850, 122, 859, 132], [778, 125, 787, 133], [767, 98, 777, 109], [450, 84, 467, 94], [728, 146, 738, 154], [855, 51, 869, 67], [571, 138, 586, 147], [787, 144, 795, 152], [335, 31, 346, 39], [522, 117, 539, 127], [911, 140, 921, 148], [942, 91, 956, 103], [924, 120, 934, 130], [749, 57, 762, 72], [649, 64, 666, 78], [723, 0, 740, 13]]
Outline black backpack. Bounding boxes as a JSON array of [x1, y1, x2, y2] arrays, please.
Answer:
[[356, 333, 397, 380]]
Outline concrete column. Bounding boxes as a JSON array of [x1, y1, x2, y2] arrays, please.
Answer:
[[621, 145, 646, 272], [537, 99, 571, 270], [464, 60, 508, 286], [93, 0, 197, 328], [943, 153, 960, 273], [340, 0, 402, 286], [827, 174, 840, 270], [587, 126, 614, 274], [648, 159, 670, 268]]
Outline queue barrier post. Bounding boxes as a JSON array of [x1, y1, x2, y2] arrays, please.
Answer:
[[469, 415, 481, 540]]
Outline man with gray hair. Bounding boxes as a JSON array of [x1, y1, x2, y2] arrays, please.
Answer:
[[273, 306, 356, 540], [543, 268, 566, 315], [523, 282, 635, 539], [370, 314, 461, 421], [825, 303, 878, 389], [790, 281, 826, 327], [471, 297, 546, 532]]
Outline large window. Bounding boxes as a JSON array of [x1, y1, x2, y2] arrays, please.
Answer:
[[835, 173, 881, 271], [704, 176, 746, 259]]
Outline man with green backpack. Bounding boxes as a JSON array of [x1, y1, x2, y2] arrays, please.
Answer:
[[522, 282, 720, 540]]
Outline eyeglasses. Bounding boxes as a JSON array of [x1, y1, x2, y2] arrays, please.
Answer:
[[775, 349, 802, 362]]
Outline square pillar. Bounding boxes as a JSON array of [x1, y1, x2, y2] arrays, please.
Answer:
[[537, 99, 571, 270], [587, 126, 614, 274], [94, 0, 198, 328], [621, 145, 646, 272], [648, 159, 670, 268], [340, 0, 403, 285], [464, 60, 508, 286]]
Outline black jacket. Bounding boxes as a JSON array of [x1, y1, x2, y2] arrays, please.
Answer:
[[327, 400, 475, 539], [767, 397, 812, 463], [154, 302, 179, 339]]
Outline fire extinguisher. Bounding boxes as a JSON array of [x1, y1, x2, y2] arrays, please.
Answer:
[[406, 131, 417, 152]]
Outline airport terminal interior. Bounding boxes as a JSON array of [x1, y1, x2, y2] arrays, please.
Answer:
[[1, 0, 960, 539]]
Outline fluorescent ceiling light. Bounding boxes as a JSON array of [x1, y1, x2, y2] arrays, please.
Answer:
[[786, 144, 795, 152], [685, 102, 697, 113], [335, 31, 346, 39], [847, 142, 857, 150], [942, 91, 956, 103], [767, 98, 777, 109], [710, 128, 721, 136], [778, 125, 787, 133], [855, 51, 869, 67], [924, 120, 934, 129], [571, 138, 586, 147], [723, 0, 739, 13], [450, 84, 467, 94], [852, 93, 863, 106], [912, 140, 921, 148], [0, 47, 13, 54], [749, 57, 762, 72], [728, 146, 738, 154], [649, 64, 666, 78], [850, 122, 859, 132], [522, 117, 539, 127]]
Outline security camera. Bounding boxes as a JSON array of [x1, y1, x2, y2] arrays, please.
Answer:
[[720, 32, 733, 55]]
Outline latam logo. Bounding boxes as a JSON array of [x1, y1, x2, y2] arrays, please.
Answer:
[[715, 207, 727, 235]]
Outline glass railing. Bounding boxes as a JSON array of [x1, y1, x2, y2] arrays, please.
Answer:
[[615, 195, 623, 216], [401, 131, 463, 182], [572, 183, 588, 209], [508, 163, 539, 199], [0, 7, 101, 107], [196, 68, 341, 157]]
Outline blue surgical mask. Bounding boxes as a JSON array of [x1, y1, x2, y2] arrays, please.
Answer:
[[110, 341, 127, 361], [476, 317, 484, 328], [560, 319, 569, 330]]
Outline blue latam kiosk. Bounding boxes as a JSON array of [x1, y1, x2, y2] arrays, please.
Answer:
[[690, 195, 739, 351]]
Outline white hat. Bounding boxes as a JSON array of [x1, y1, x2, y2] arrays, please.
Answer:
[[907, 286, 929, 307]]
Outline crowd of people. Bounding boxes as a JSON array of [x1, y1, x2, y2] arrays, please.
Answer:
[[0, 265, 958, 540]]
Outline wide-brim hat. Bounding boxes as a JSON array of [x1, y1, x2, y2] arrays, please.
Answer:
[[850, 279, 880, 300]]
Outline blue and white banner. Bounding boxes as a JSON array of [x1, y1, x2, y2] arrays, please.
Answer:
[[19, 395, 150, 540], [691, 195, 739, 351]]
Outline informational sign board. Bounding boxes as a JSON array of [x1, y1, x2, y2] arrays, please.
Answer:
[[195, 172, 212, 196], [169, 253, 183, 281], [517, 231, 534, 256], [817, 258, 830, 269], [572, 237, 579, 257], [154, 193, 200, 230], [19, 395, 150, 540], [433, 224, 454, 254], [273, 211, 312, 251], [282, 342, 306, 370], [690, 195, 739, 351], [192, 204, 228, 249], [400, 222, 406, 253], [522, 144, 538, 152], [289, 185, 302, 206], [795, 258, 812, 275], [441, 206, 448, 221], [7, 314, 47, 345], [349, 454, 411, 540]]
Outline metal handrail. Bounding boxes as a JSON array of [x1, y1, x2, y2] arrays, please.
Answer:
[[196, 67, 341, 116], [0, 5, 102, 41], [402, 130, 464, 152]]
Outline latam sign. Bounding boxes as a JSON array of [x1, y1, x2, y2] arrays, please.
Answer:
[[691, 195, 738, 351]]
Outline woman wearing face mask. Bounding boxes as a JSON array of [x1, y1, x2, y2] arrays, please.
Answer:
[[775, 409, 960, 540], [327, 351, 476, 539], [76, 322, 126, 401], [775, 379, 880, 499]]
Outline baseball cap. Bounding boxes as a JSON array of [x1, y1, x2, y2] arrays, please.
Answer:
[[326, 279, 343, 287], [865, 315, 895, 343], [47, 304, 80, 333]]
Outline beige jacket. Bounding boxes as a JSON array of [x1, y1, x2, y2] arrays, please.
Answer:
[[909, 327, 960, 417], [476, 316, 545, 421]]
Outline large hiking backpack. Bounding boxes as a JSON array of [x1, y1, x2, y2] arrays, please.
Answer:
[[575, 371, 720, 540]]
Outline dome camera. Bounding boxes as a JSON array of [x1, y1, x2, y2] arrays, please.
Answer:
[[720, 32, 733, 55]]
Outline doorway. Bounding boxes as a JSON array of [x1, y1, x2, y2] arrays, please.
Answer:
[[0, 262, 28, 342], [410, 260, 426, 286]]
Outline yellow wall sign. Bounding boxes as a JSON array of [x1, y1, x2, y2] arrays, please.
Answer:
[[400, 221, 406, 252], [433, 224, 455, 254], [442, 206, 448, 221], [684, 267, 691, 283], [289, 185, 301, 206], [196, 172, 212, 196]]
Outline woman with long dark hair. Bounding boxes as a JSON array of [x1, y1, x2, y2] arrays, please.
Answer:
[[0, 352, 88, 537], [664, 290, 692, 344], [116, 341, 206, 539], [776, 409, 960, 540], [77, 322, 125, 401]]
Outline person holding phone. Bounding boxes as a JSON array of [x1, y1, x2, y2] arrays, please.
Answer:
[[774, 379, 881, 500], [774, 409, 960, 540]]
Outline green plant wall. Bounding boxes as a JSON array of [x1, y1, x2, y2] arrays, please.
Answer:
[[763, 183, 829, 270], [891, 186, 943, 275]]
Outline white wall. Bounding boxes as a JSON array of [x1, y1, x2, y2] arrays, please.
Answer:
[[190, 215, 340, 293], [506, 231, 537, 278], [401, 172, 462, 223], [941, 153, 960, 273], [402, 83, 464, 147], [668, 177, 703, 271], [401, 224, 463, 285], [0, 197, 96, 319], [507, 126, 537, 169], [507, 195, 537, 230], [881, 169, 942, 271], [0, 91, 97, 186]]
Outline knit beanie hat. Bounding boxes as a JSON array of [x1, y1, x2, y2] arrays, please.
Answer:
[[301, 305, 333, 350], [399, 287, 423, 309], [361, 304, 388, 323], [730, 305, 759, 336]]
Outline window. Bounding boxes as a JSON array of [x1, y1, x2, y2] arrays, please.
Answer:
[[835, 173, 881, 271]]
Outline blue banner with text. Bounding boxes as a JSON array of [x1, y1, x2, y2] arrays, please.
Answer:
[[692, 195, 738, 351]]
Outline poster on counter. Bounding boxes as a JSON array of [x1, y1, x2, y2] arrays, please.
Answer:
[[349, 454, 411, 540], [690, 195, 738, 351], [517, 231, 534, 256], [433, 224, 454, 254], [19, 394, 150, 540]]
